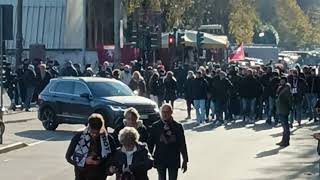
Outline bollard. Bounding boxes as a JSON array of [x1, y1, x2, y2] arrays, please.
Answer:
[[0, 120, 4, 144]]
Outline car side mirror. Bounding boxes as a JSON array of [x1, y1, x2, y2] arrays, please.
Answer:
[[80, 93, 92, 100]]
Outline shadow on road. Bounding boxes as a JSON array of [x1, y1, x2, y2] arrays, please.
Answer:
[[253, 147, 319, 179], [255, 146, 286, 158], [15, 130, 77, 141]]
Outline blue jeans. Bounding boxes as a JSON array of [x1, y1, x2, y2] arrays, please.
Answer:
[[290, 103, 302, 123], [194, 99, 206, 123], [241, 98, 256, 120], [305, 93, 317, 119], [267, 97, 277, 121], [278, 114, 290, 144], [24, 86, 35, 110]]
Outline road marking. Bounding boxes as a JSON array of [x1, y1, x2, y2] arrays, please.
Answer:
[[28, 137, 55, 146]]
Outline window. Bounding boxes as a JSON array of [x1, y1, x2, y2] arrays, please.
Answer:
[[74, 82, 90, 96], [87, 81, 133, 97], [53, 81, 74, 94]]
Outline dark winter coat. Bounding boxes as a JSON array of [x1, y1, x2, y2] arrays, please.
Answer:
[[129, 79, 147, 97], [276, 84, 292, 116], [228, 73, 242, 97], [111, 143, 153, 180], [184, 78, 194, 100], [164, 77, 177, 101], [261, 72, 273, 98], [288, 77, 308, 103], [305, 75, 319, 94], [37, 71, 52, 93], [149, 78, 161, 96], [61, 66, 78, 77], [270, 77, 280, 98], [213, 77, 233, 101], [239, 75, 261, 99], [191, 77, 208, 100], [149, 119, 189, 169], [112, 121, 150, 148], [65, 132, 117, 178], [23, 69, 37, 88]]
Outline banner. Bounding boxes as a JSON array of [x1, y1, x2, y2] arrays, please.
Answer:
[[229, 43, 245, 61]]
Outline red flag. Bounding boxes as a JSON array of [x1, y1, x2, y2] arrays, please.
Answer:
[[229, 43, 245, 61]]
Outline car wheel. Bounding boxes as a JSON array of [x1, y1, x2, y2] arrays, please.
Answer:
[[41, 108, 59, 131]]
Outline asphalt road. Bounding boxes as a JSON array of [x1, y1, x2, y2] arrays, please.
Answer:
[[0, 100, 320, 180]]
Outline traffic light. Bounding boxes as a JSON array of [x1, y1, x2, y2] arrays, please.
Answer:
[[150, 32, 161, 49], [197, 31, 205, 48], [177, 32, 185, 46], [130, 29, 139, 48], [1, 59, 10, 86], [168, 34, 176, 48]]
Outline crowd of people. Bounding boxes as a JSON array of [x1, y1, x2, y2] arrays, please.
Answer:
[[5, 57, 320, 149], [66, 104, 188, 180]]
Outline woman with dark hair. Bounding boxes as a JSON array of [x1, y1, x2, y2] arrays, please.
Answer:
[[185, 71, 195, 119], [149, 72, 161, 104], [164, 71, 177, 108], [66, 114, 116, 180]]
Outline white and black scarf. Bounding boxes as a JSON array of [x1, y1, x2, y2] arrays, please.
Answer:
[[73, 127, 111, 167]]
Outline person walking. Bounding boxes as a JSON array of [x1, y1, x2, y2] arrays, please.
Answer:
[[120, 65, 132, 85], [149, 72, 161, 104], [214, 71, 233, 125], [191, 71, 208, 125], [129, 71, 147, 97], [276, 77, 292, 147], [239, 69, 261, 123], [113, 107, 150, 147], [37, 64, 52, 93], [23, 64, 37, 111], [184, 71, 195, 119], [109, 127, 153, 180], [164, 71, 177, 108], [288, 69, 308, 126], [305, 68, 319, 122], [61, 61, 78, 76], [65, 114, 116, 180], [149, 104, 188, 180]]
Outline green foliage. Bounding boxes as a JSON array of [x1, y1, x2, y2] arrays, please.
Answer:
[[228, 0, 258, 44]]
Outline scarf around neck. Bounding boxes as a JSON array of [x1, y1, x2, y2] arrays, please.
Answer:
[[72, 127, 112, 167]]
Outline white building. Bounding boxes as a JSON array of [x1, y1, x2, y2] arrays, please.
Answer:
[[1, 0, 97, 66]]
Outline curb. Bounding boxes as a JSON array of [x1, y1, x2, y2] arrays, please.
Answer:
[[0, 142, 28, 154], [4, 118, 36, 124]]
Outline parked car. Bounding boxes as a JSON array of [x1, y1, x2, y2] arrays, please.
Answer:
[[38, 77, 160, 130]]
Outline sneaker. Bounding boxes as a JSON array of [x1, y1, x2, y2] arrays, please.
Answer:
[[185, 116, 191, 120]]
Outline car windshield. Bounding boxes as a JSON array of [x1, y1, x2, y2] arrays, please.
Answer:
[[87, 81, 134, 97]]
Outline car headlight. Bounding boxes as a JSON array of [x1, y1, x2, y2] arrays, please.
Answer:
[[109, 105, 127, 111]]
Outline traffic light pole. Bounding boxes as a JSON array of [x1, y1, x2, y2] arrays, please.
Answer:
[[0, 6, 5, 144], [114, 0, 121, 67]]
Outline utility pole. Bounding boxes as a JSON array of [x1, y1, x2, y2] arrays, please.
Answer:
[[16, 0, 23, 70], [82, 0, 87, 65], [114, 0, 121, 67], [0, 6, 4, 144]]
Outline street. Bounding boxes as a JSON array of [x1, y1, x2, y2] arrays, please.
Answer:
[[0, 100, 319, 180]]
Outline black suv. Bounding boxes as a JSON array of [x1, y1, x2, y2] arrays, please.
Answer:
[[38, 77, 160, 130]]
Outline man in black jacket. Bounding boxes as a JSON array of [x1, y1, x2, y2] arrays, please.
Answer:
[[191, 71, 208, 124], [149, 104, 188, 180], [213, 71, 233, 125], [66, 114, 116, 180], [239, 69, 262, 122]]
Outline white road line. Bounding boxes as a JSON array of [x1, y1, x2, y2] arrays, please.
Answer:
[[28, 137, 55, 146]]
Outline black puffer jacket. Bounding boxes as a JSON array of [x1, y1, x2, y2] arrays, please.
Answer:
[[191, 77, 208, 100]]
